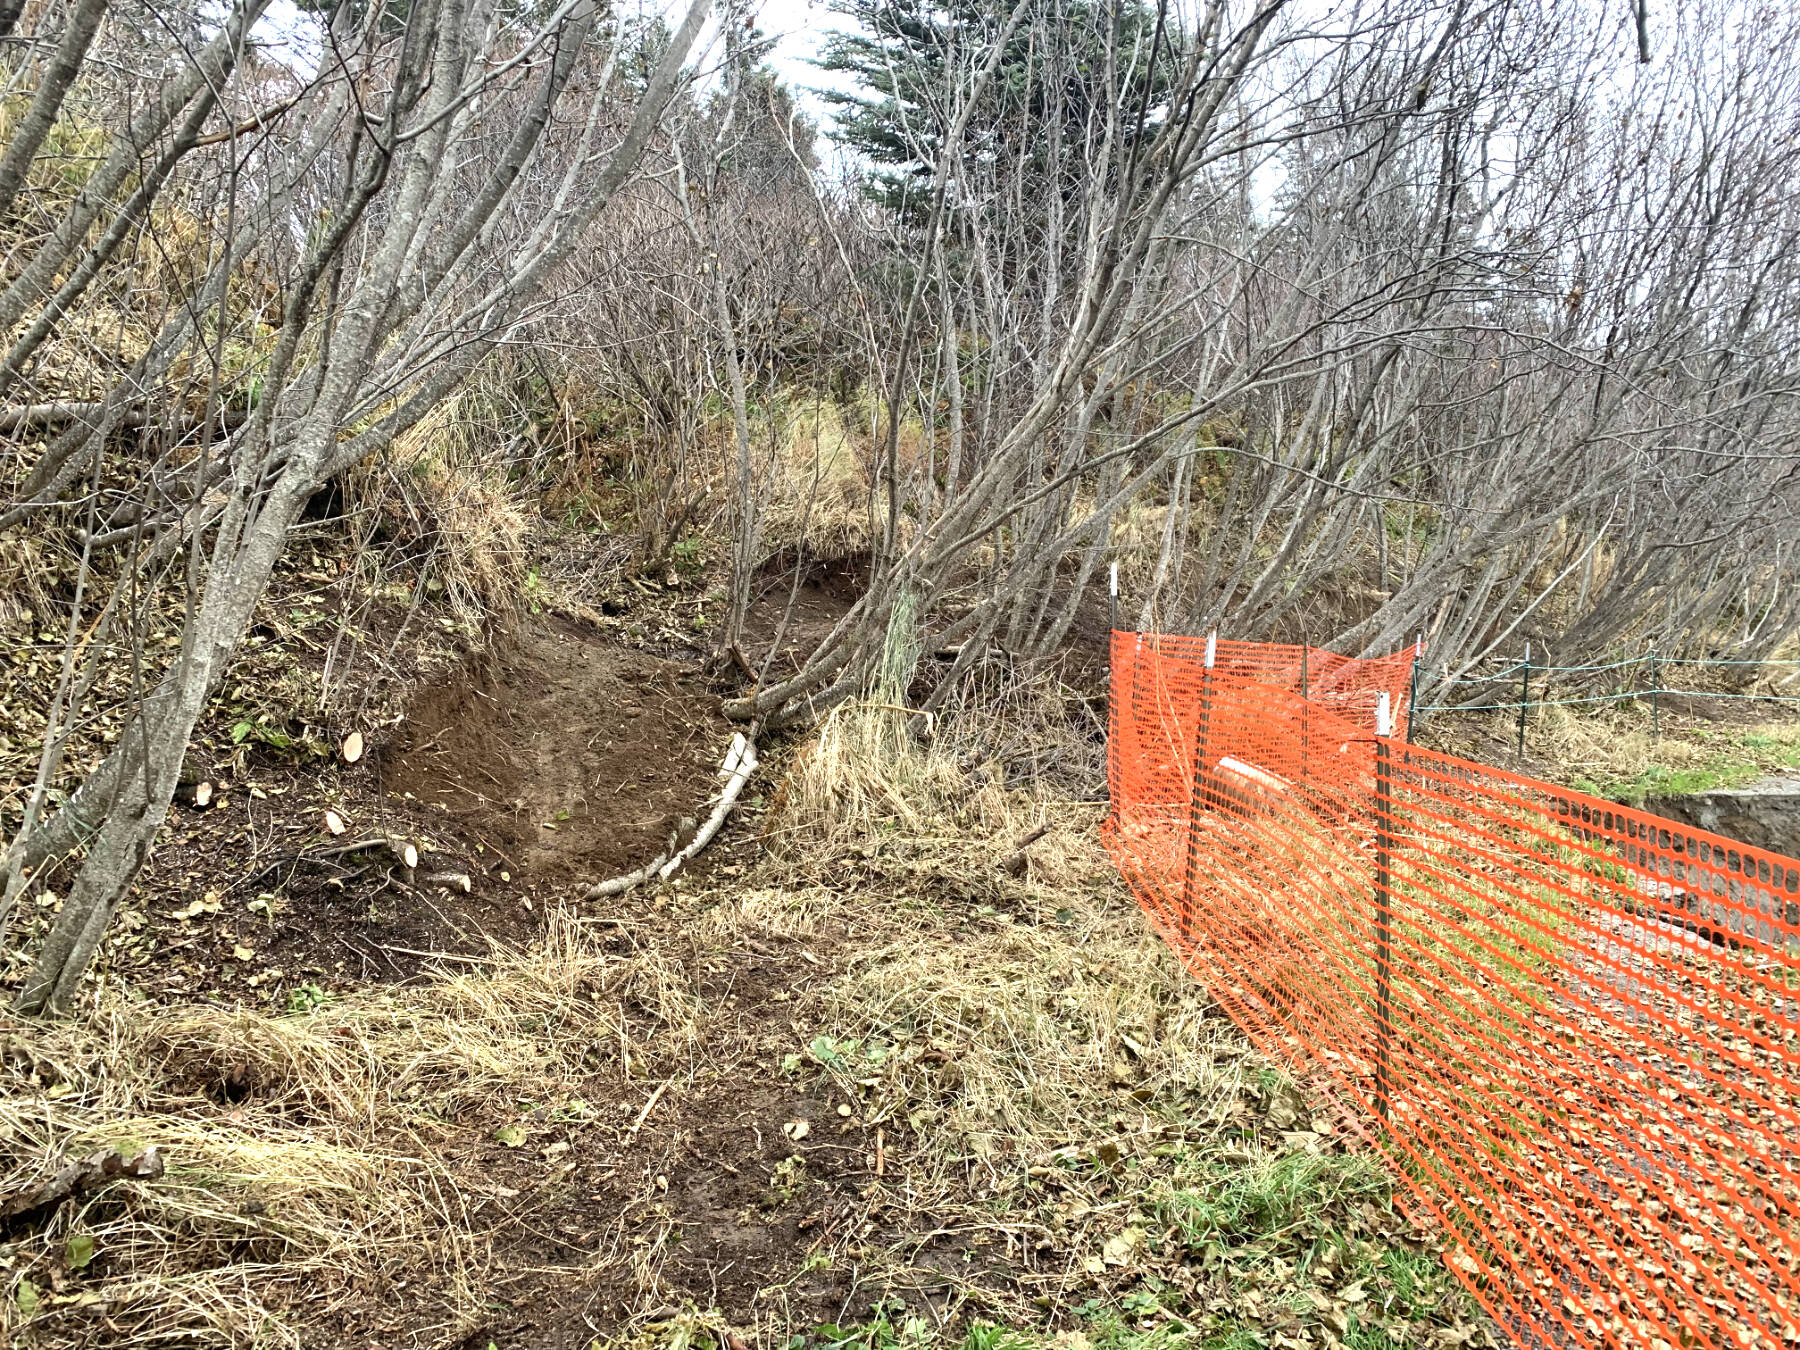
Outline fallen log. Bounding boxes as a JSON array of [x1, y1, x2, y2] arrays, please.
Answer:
[[0, 1143, 164, 1227], [0, 401, 126, 434], [0, 402, 250, 436]]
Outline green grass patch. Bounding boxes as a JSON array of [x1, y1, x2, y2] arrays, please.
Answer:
[[1569, 724, 1800, 806]]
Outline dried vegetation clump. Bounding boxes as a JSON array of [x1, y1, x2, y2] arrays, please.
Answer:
[[738, 683, 1491, 1349], [361, 375, 544, 634], [759, 396, 879, 565], [0, 913, 698, 1345]]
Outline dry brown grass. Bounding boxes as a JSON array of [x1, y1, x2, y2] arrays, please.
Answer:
[[775, 701, 968, 851], [0, 912, 701, 1346], [367, 386, 534, 635], [729, 689, 1486, 1348], [1425, 698, 1800, 805], [758, 397, 875, 565]]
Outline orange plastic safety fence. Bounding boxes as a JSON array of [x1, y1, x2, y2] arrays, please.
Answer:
[[1136, 632, 1422, 741], [1104, 632, 1800, 1350]]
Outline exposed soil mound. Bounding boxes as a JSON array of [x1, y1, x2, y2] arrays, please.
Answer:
[[743, 551, 865, 678], [383, 615, 733, 885]]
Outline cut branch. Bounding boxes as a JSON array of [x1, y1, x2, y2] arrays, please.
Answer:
[[583, 733, 758, 899]]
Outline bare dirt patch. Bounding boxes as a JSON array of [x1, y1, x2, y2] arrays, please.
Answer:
[[382, 614, 733, 886], [57, 612, 745, 1013]]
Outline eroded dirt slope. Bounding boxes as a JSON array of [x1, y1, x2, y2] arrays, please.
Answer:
[[383, 616, 733, 885], [72, 608, 750, 1005]]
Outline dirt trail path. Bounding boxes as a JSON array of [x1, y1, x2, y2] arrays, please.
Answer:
[[112, 609, 776, 1003], [383, 616, 733, 886], [93, 609, 876, 1343]]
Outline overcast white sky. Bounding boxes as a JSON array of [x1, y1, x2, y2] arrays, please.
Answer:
[[251, 0, 869, 139], [746, 0, 861, 123]]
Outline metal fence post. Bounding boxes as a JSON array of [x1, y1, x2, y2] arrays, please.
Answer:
[[1179, 631, 1217, 946], [1649, 643, 1660, 742], [1108, 561, 1118, 634], [1300, 640, 1310, 772], [1516, 642, 1531, 759], [1406, 634, 1422, 744], [1374, 692, 1393, 1124]]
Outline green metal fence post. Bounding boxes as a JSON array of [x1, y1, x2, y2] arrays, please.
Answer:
[[1179, 630, 1217, 947], [1300, 640, 1310, 769], [1649, 643, 1660, 742], [1407, 634, 1422, 744], [1517, 643, 1531, 760]]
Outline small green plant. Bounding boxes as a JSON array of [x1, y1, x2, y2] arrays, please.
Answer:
[[560, 493, 607, 530], [1159, 1150, 1389, 1248], [548, 1097, 593, 1122], [810, 1311, 939, 1350], [802, 1034, 891, 1089], [1367, 1245, 1451, 1316], [231, 718, 294, 752], [761, 1155, 807, 1208], [1076, 1302, 1189, 1350], [523, 566, 547, 615], [1250, 1065, 1286, 1098], [1342, 1325, 1408, 1350], [285, 983, 330, 1014], [64, 1232, 96, 1271], [958, 1324, 1030, 1350]]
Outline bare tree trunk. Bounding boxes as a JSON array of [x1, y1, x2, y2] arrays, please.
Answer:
[[8, 0, 713, 1013], [0, 0, 110, 223]]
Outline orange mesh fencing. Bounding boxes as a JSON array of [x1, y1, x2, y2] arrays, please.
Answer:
[[1104, 632, 1800, 1350], [1126, 632, 1422, 739]]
